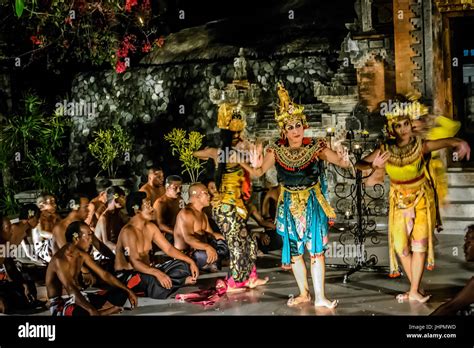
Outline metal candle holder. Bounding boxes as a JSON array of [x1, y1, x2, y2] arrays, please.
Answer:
[[326, 129, 389, 283]]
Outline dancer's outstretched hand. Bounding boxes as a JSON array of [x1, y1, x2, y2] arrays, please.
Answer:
[[372, 150, 390, 169], [336, 145, 350, 167], [454, 140, 471, 161], [248, 142, 263, 168]]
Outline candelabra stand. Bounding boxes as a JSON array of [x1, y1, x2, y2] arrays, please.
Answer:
[[326, 129, 389, 283]]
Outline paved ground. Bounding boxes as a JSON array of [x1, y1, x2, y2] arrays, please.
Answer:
[[6, 233, 472, 316]]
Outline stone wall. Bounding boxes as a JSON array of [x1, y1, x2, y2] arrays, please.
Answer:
[[68, 53, 337, 188]]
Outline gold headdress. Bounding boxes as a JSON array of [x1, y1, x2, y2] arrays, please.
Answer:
[[384, 93, 429, 135], [217, 103, 246, 132], [274, 82, 308, 130]]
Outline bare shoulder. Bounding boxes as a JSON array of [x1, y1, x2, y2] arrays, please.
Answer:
[[144, 221, 160, 232], [120, 224, 137, 238], [51, 221, 62, 235], [154, 195, 166, 206], [178, 206, 195, 219]]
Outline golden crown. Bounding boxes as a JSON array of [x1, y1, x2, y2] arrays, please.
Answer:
[[217, 103, 246, 132], [274, 82, 307, 130], [384, 93, 429, 131]]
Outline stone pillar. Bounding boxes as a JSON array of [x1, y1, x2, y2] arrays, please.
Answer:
[[393, 0, 417, 95], [357, 57, 392, 112]]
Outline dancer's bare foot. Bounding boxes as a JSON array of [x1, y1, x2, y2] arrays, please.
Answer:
[[408, 291, 431, 303], [314, 298, 338, 309], [287, 293, 311, 307], [396, 289, 427, 302], [248, 276, 269, 289], [185, 276, 197, 285], [226, 285, 247, 293]]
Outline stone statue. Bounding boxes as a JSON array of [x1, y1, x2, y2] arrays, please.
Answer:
[[233, 47, 248, 81]]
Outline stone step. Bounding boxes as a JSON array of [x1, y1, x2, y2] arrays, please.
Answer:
[[440, 202, 474, 218], [447, 171, 474, 186], [440, 217, 474, 235], [445, 186, 474, 201]]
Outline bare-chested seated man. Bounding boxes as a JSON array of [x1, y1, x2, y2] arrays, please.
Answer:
[[202, 179, 222, 234], [174, 183, 229, 272], [33, 194, 61, 263], [85, 179, 111, 230], [52, 194, 114, 259], [94, 186, 126, 252], [114, 192, 199, 299], [246, 201, 282, 255], [153, 175, 184, 243], [52, 194, 115, 285], [46, 221, 137, 316], [0, 214, 44, 314], [431, 225, 474, 315], [139, 166, 165, 205], [10, 204, 41, 262]]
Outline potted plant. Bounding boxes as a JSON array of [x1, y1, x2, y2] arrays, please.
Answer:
[[88, 124, 132, 189], [164, 128, 206, 202]]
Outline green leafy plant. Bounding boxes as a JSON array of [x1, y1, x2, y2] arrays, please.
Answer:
[[0, 187, 20, 217], [88, 124, 132, 178], [0, 92, 71, 195], [164, 129, 206, 183]]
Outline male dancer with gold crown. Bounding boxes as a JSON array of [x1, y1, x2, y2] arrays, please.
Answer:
[[240, 83, 350, 308]]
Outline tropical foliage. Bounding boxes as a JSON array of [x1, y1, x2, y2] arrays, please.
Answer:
[[164, 129, 206, 183]]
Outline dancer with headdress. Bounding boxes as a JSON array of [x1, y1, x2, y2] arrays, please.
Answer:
[[193, 103, 268, 291], [356, 96, 470, 303], [240, 83, 350, 308]]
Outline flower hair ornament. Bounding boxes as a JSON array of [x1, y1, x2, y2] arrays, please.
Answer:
[[28, 209, 35, 218], [72, 232, 79, 240], [274, 82, 308, 134], [113, 193, 120, 200]]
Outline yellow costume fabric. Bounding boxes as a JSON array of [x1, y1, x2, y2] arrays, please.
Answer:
[[218, 163, 247, 219], [382, 137, 436, 277], [425, 115, 461, 206]]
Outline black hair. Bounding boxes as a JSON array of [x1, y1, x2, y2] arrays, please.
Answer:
[[147, 165, 163, 173], [215, 129, 234, 191], [165, 175, 182, 186], [105, 186, 125, 205], [19, 204, 40, 220], [65, 221, 88, 243], [202, 177, 216, 187], [126, 191, 147, 217]]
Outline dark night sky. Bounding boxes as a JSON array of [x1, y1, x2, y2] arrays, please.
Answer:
[[156, 0, 356, 45]]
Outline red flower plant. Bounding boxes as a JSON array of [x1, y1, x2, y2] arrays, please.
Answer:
[[64, 16, 73, 26], [30, 35, 46, 47], [141, 0, 151, 10], [115, 60, 126, 73], [117, 34, 137, 58], [125, 0, 138, 12], [142, 42, 152, 53]]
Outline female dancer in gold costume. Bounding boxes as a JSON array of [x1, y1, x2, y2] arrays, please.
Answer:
[[356, 96, 470, 303]]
